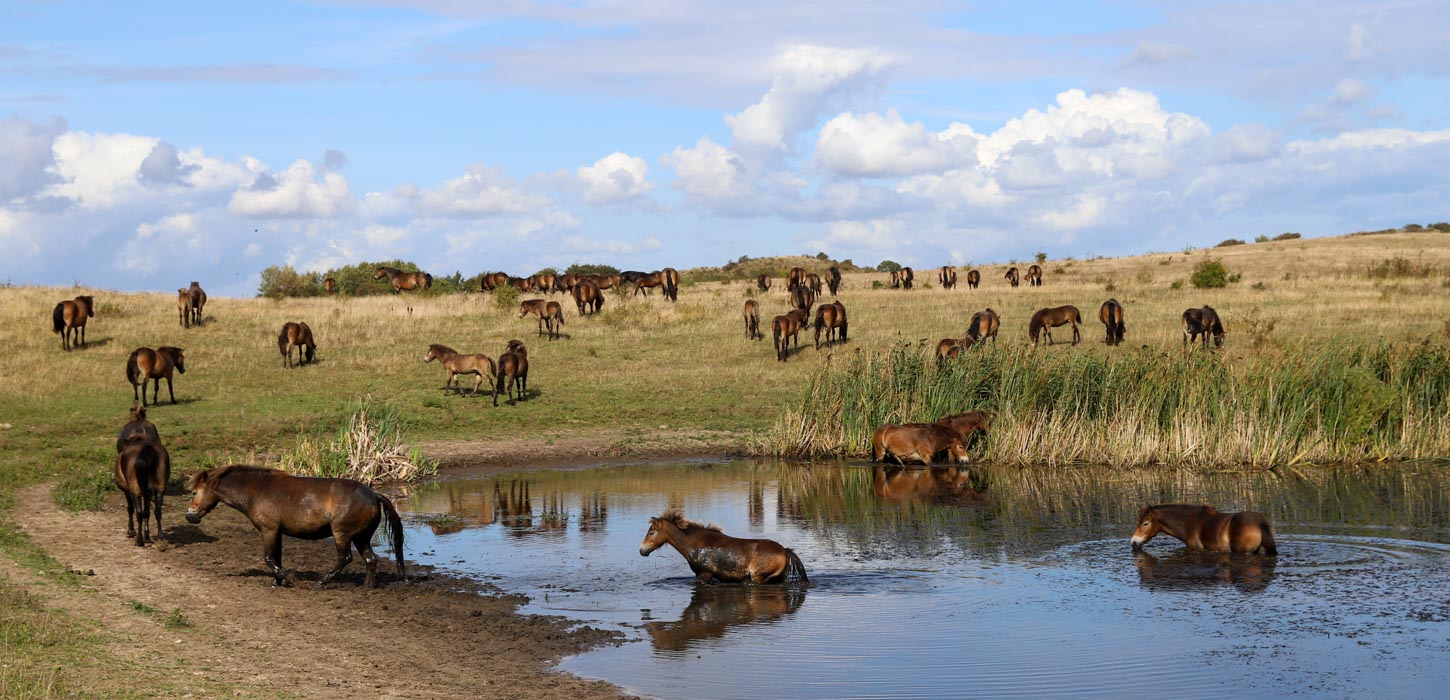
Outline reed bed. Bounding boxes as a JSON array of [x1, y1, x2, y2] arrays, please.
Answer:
[[766, 340, 1450, 467], [277, 395, 439, 484]]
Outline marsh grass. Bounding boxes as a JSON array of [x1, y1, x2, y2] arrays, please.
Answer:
[[277, 395, 438, 484]]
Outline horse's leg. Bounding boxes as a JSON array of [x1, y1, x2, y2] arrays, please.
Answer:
[[135, 490, 151, 546], [79, 323, 86, 348], [1072, 322, 1080, 345], [318, 531, 353, 589], [696, 571, 713, 585], [150, 378, 159, 406], [262, 529, 288, 586], [166, 376, 176, 404], [152, 489, 164, 543], [122, 490, 137, 539], [355, 536, 379, 588], [471, 374, 483, 397]]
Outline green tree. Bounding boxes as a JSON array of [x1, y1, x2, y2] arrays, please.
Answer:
[[1034, 252, 1047, 264], [257, 265, 323, 298], [876, 260, 902, 273], [1190, 259, 1231, 288], [565, 263, 621, 276]]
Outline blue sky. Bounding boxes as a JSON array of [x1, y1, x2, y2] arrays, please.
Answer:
[[3, 0, 1448, 294]]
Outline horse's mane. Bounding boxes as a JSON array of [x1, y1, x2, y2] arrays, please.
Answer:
[[187, 464, 278, 491], [377, 266, 401, 275], [656, 508, 721, 532], [428, 343, 457, 356], [157, 346, 183, 358], [1148, 504, 1219, 517]]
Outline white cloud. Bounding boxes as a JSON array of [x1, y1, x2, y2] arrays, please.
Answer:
[[724, 45, 892, 157], [115, 213, 202, 273], [0, 116, 66, 201], [576, 152, 653, 205], [816, 110, 977, 177], [228, 159, 352, 218], [1033, 195, 1106, 231], [661, 136, 752, 201], [414, 164, 548, 216]]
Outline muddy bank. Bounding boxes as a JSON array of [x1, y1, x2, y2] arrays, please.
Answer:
[[421, 428, 749, 476], [12, 484, 629, 699]]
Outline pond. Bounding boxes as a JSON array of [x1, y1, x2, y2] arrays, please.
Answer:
[[395, 460, 1450, 699]]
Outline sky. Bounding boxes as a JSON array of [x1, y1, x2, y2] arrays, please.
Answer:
[[2, 1, 1449, 295]]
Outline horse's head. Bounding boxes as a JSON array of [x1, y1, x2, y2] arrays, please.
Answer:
[[423, 345, 444, 363], [506, 340, 526, 356], [184, 468, 222, 524], [373, 268, 387, 279], [640, 517, 669, 556], [160, 347, 186, 374], [1131, 506, 1161, 551], [129, 401, 146, 423], [78, 295, 95, 317], [945, 437, 971, 464]]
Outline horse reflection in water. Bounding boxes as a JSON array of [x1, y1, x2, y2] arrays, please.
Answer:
[[873, 466, 989, 506], [1133, 550, 1276, 594], [647, 584, 807, 653]]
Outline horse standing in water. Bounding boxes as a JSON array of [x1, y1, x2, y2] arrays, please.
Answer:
[[1029, 305, 1082, 347], [277, 321, 317, 368], [813, 301, 847, 349], [424, 344, 496, 398], [1183, 306, 1225, 348], [1004, 267, 1020, 287], [185, 465, 406, 588], [826, 266, 842, 296], [743, 299, 762, 340], [939, 266, 957, 289], [1131, 504, 1277, 555], [1099, 299, 1126, 346], [968, 308, 1000, 343], [638, 509, 807, 584], [126, 347, 186, 406], [966, 269, 980, 289], [518, 299, 565, 340], [871, 424, 972, 465], [116, 434, 170, 546], [495, 340, 528, 407], [374, 266, 432, 292], [1026, 264, 1043, 287], [51, 295, 95, 351]]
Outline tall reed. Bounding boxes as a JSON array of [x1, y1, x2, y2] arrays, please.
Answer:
[[766, 340, 1450, 467], [277, 394, 439, 484]]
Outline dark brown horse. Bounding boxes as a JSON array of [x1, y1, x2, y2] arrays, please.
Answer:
[[573, 279, 605, 315], [890, 269, 903, 289], [518, 299, 565, 340], [588, 273, 621, 290], [51, 294, 95, 351], [1099, 299, 1126, 346], [743, 299, 762, 340], [966, 269, 980, 289], [662, 267, 680, 302], [1131, 504, 1277, 555], [185, 282, 207, 326], [375, 266, 432, 292], [507, 276, 532, 292], [871, 423, 971, 465], [790, 285, 816, 315], [1183, 306, 1225, 348], [787, 266, 807, 291], [936, 335, 975, 364], [126, 347, 186, 406], [116, 434, 170, 546], [639, 509, 807, 584], [756, 274, 771, 293], [939, 266, 957, 289], [481, 271, 509, 292], [277, 321, 317, 368], [116, 402, 160, 453], [1029, 305, 1081, 346], [552, 273, 578, 293], [424, 344, 496, 398], [1026, 264, 1043, 287], [772, 309, 808, 362], [323, 277, 337, 294], [826, 266, 841, 296], [1004, 267, 1020, 287], [532, 272, 557, 294], [185, 465, 406, 588], [813, 301, 847, 349], [633, 271, 666, 297], [968, 308, 1000, 343], [495, 340, 528, 406], [901, 267, 914, 289], [803, 273, 823, 295]]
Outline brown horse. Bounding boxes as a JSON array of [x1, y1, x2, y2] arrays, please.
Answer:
[[787, 266, 807, 291], [588, 274, 621, 290], [1183, 306, 1225, 348], [277, 321, 317, 368], [804, 273, 823, 294], [813, 301, 847, 349], [756, 274, 771, 293], [890, 269, 902, 289], [968, 308, 1000, 343], [323, 277, 337, 294], [51, 294, 95, 351], [185, 282, 207, 326], [518, 299, 565, 340], [939, 266, 957, 289], [506, 276, 532, 292], [1029, 305, 1082, 346], [901, 267, 914, 289], [1004, 267, 1020, 287], [1026, 264, 1043, 287], [552, 273, 578, 293], [481, 271, 509, 292], [1099, 299, 1126, 346], [573, 279, 605, 315], [772, 309, 808, 361], [495, 340, 529, 406], [638, 509, 807, 584], [424, 344, 496, 398], [790, 285, 816, 315], [177, 289, 193, 327], [966, 269, 980, 289], [743, 299, 762, 340], [662, 267, 680, 302], [116, 434, 170, 547], [633, 271, 666, 297], [116, 401, 160, 452], [936, 335, 975, 364], [1131, 504, 1277, 555], [374, 266, 432, 292], [185, 465, 406, 588], [826, 266, 841, 296], [871, 423, 971, 465], [126, 347, 186, 406], [532, 272, 557, 294]]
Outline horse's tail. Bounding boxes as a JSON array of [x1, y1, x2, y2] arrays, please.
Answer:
[[785, 548, 808, 583], [378, 494, 407, 582], [554, 308, 565, 327], [1028, 316, 1043, 343], [52, 303, 65, 334], [126, 350, 141, 386], [423, 273, 433, 289], [277, 327, 289, 356], [773, 319, 783, 358]]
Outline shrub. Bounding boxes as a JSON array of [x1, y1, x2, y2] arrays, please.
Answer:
[[1190, 259, 1231, 288], [1216, 239, 1246, 247], [257, 264, 324, 299], [876, 260, 902, 273], [1169, 280, 1183, 290], [1430, 222, 1450, 233], [815, 252, 830, 261], [565, 263, 621, 276], [491, 284, 520, 310], [1368, 257, 1436, 279], [1273, 232, 1302, 241], [1404, 224, 1424, 232], [277, 395, 438, 484], [1035, 252, 1047, 264], [871, 280, 885, 290], [1254, 235, 1270, 243]]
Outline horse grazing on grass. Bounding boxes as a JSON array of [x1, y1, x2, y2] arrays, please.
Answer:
[[803, 273, 823, 295], [374, 266, 432, 292], [966, 269, 980, 289], [481, 272, 509, 292], [52, 295, 95, 351], [1131, 504, 1277, 555], [756, 274, 771, 293], [531, 272, 557, 294], [126, 347, 186, 406], [936, 336, 975, 364], [826, 266, 841, 296], [518, 299, 565, 340], [116, 402, 159, 453], [1026, 264, 1043, 287], [968, 308, 1000, 343], [743, 299, 762, 340], [495, 340, 529, 407], [639, 509, 807, 584], [1029, 305, 1082, 347], [662, 267, 680, 302], [186, 282, 207, 325], [185, 465, 406, 588], [424, 344, 496, 398], [1099, 299, 1126, 346], [939, 266, 957, 289], [772, 309, 808, 361], [813, 301, 848, 349], [787, 267, 807, 291], [900, 267, 914, 289], [552, 273, 578, 293], [890, 269, 903, 289], [1183, 306, 1225, 348], [573, 280, 605, 316], [323, 277, 337, 294], [871, 424, 971, 466], [116, 434, 170, 547], [1004, 267, 1020, 287], [277, 321, 317, 368], [790, 285, 816, 315], [588, 274, 621, 291], [633, 271, 666, 297]]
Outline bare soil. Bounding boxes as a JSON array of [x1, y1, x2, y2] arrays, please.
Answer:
[[11, 484, 631, 699], [422, 428, 748, 475]]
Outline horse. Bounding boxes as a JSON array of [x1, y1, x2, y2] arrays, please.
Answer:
[[323, 277, 337, 294], [185, 465, 406, 588], [481, 272, 509, 292], [638, 508, 807, 584], [573, 279, 605, 316], [277, 321, 317, 368], [826, 266, 841, 296], [51, 295, 95, 351], [126, 347, 186, 406], [1099, 299, 1126, 346], [790, 285, 816, 315], [787, 267, 807, 291], [532, 272, 557, 294], [495, 340, 528, 407], [1004, 267, 1020, 287], [115, 435, 170, 547], [756, 274, 771, 293], [423, 344, 496, 398], [518, 299, 565, 340], [1183, 306, 1225, 348], [1029, 305, 1082, 347], [890, 269, 902, 289], [772, 309, 808, 362], [743, 299, 762, 341], [662, 267, 680, 302], [936, 335, 975, 364], [507, 276, 532, 293], [966, 269, 980, 289], [1131, 504, 1277, 555], [901, 267, 914, 289], [177, 289, 193, 328], [116, 402, 159, 453], [588, 274, 621, 291], [552, 273, 578, 293], [633, 271, 666, 297], [939, 266, 957, 289], [374, 266, 432, 292], [186, 282, 207, 326], [968, 308, 1000, 343], [1026, 264, 1043, 287], [804, 273, 823, 295], [813, 301, 848, 349], [870, 423, 972, 466]]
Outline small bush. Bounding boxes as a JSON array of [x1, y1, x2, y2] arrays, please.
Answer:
[[1135, 269, 1154, 285], [1254, 235, 1270, 243], [1430, 222, 1450, 233], [1273, 232, 1302, 241], [1035, 252, 1047, 264], [876, 260, 902, 273], [1404, 224, 1424, 232], [1368, 257, 1436, 279], [257, 264, 324, 299], [277, 395, 438, 484], [1190, 259, 1231, 288], [1216, 239, 1246, 247], [564, 263, 621, 276], [1251, 281, 1269, 291], [491, 284, 520, 311], [1170, 280, 1184, 290], [163, 609, 190, 629], [871, 280, 885, 290], [815, 252, 830, 261]]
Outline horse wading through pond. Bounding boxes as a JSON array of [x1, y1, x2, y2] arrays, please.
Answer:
[[639, 509, 807, 584], [1131, 504, 1277, 555]]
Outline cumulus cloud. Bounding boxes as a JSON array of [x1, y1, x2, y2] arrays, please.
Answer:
[[137, 142, 200, 186], [816, 110, 977, 178], [414, 164, 548, 216], [725, 45, 892, 157], [228, 159, 352, 218], [576, 152, 653, 205], [0, 116, 66, 202]]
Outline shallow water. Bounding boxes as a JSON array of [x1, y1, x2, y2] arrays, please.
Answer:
[[397, 460, 1450, 699]]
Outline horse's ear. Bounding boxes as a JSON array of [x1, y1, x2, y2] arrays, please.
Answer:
[[185, 469, 209, 492]]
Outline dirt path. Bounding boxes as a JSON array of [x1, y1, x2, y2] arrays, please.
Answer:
[[11, 484, 628, 699]]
